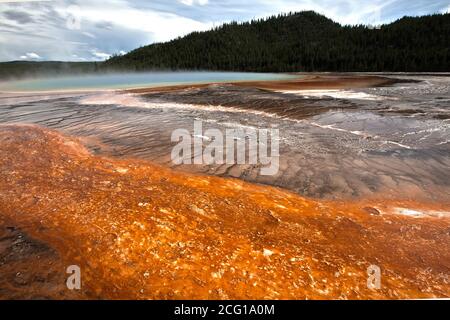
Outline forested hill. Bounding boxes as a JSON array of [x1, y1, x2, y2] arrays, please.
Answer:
[[105, 11, 450, 72]]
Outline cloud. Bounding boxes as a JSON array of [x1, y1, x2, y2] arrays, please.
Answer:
[[179, 0, 209, 6], [61, 1, 213, 43], [2, 9, 34, 23], [19, 52, 41, 60], [71, 54, 87, 61], [95, 21, 114, 30], [90, 49, 111, 60], [0, 0, 51, 2], [82, 31, 96, 38], [0, 0, 448, 61]]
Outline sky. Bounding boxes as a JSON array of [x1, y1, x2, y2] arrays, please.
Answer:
[[0, 0, 449, 62]]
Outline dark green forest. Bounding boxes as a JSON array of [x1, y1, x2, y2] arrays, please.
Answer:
[[105, 11, 450, 72], [1, 10, 448, 79]]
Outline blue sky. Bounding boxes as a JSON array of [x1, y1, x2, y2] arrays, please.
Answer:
[[0, 0, 448, 62]]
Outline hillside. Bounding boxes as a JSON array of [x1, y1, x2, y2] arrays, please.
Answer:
[[105, 11, 450, 72]]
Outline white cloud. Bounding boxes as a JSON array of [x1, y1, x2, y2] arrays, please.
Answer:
[[19, 52, 41, 60], [91, 49, 111, 60], [258, 0, 397, 26], [27, 52, 40, 59], [179, 0, 209, 6], [1, 0, 449, 61], [82, 31, 96, 39], [72, 54, 87, 61], [0, 0, 51, 2], [55, 1, 213, 43]]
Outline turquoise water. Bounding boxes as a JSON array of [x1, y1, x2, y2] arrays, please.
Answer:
[[0, 72, 293, 92]]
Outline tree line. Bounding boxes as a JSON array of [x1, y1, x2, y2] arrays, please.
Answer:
[[104, 11, 450, 72]]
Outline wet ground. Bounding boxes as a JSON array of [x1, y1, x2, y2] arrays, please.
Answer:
[[0, 74, 448, 202], [0, 74, 449, 299]]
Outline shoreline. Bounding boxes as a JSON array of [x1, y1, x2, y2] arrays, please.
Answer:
[[126, 74, 409, 94], [0, 73, 417, 95]]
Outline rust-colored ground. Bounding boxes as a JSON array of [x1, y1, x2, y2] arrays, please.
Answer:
[[0, 124, 449, 299], [127, 74, 403, 94]]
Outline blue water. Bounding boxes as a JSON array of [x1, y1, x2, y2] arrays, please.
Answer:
[[0, 72, 294, 92]]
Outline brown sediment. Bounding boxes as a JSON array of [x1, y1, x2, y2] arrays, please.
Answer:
[[0, 124, 448, 300], [126, 74, 405, 94], [133, 82, 360, 121], [230, 75, 406, 91], [0, 224, 88, 299], [121, 74, 415, 123]]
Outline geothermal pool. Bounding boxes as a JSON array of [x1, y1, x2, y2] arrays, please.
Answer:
[[0, 71, 294, 92]]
